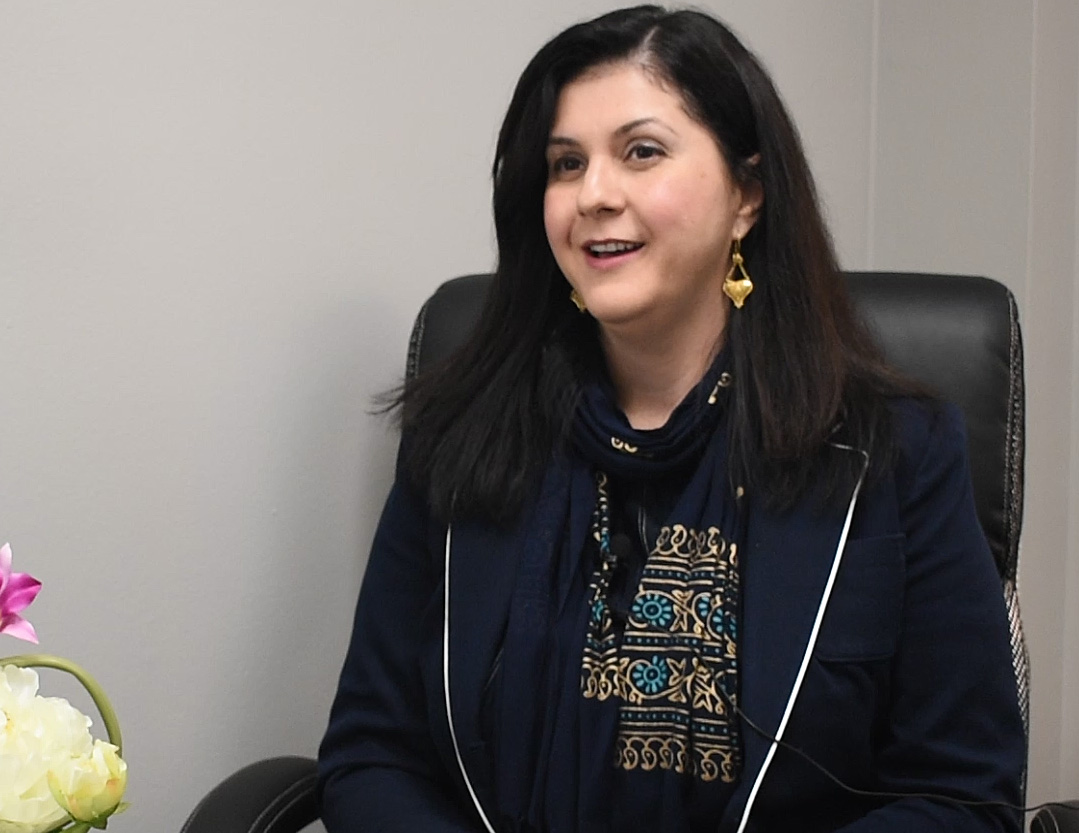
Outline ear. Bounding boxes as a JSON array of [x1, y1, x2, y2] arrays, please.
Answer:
[[733, 154, 764, 239]]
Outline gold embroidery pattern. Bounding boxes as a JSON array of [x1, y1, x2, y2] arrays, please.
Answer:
[[582, 514, 741, 782], [615, 734, 739, 783], [610, 437, 639, 454]]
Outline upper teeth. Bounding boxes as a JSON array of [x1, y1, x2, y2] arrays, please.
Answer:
[[590, 241, 639, 253]]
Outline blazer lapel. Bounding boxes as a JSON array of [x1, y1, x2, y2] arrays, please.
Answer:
[[438, 515, 520, 813], [443, 516, 523, 736], [438, 462, 594, 816], [719, 478, 858, 832]]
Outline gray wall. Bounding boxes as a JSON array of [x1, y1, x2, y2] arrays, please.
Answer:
[[1, 1, 1076, 829]]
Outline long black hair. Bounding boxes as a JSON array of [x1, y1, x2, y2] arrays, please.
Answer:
[[394, 5, 922, 524]]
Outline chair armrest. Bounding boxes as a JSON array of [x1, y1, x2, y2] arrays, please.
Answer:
[[1031, 800, 1079, 833], [181, 756, 319, 833]]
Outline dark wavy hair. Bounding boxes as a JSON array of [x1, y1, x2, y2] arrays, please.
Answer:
[[394, 5, 921, 524]]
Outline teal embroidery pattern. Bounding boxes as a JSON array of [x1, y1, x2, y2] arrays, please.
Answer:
[[581, 473, 741, 783]]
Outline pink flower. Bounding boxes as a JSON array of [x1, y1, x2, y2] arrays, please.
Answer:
[[1, 542, 42, 643]]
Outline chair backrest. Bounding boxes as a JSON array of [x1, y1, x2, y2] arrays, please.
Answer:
[[406, 271, 1029, 734]]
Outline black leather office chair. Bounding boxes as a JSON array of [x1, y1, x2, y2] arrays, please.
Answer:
[[182, 272, 1075, 833]]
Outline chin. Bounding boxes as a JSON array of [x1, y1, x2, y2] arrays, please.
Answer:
[[584, 296, 657, 330]]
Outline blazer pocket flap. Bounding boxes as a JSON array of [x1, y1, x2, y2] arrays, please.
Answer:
[[815, 534, 904, 661]]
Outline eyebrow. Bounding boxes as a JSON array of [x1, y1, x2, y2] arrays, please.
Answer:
[[547, 117, 674, 148]]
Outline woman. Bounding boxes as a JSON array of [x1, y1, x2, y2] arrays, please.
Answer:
[[318, 6, 1025, 832]]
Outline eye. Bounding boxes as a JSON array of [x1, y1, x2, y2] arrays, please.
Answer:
[[628, 142, 665, 163], [548, 154, 584, 177]]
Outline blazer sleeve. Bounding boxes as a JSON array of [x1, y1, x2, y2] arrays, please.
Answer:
[[834, 402, 1026, 833], [317, 469, 480, 833]]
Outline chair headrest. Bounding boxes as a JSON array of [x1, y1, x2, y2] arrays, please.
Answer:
[[846, 273, 1023, 581]]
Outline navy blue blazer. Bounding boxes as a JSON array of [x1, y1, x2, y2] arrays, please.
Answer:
[[319, 400, 1025, 832]]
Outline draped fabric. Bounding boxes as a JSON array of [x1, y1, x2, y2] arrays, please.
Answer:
[[492, 352, 745, 832]]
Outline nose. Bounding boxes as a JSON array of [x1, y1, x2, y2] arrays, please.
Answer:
[[576, 158, 624, 217]]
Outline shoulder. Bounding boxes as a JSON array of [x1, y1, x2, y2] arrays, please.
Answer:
[[882, 397, 988, 555], [846, 396, 970, 539], [886, 396, 966, 476]]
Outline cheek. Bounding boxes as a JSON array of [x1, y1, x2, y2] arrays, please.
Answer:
[[642, 177, 705, 231], [644, 175, 735, 242], [543, 189, 570, 249]]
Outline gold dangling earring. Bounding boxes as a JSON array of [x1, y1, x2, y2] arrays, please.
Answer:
[[722, 237, 754, 309], [569, 288, 587, 313]]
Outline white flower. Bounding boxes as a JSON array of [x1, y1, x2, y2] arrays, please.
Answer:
[[0, 665, 93, 833], [48, 740, 127, 826]]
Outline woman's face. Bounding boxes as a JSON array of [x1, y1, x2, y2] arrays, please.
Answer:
[[543, 62, 760, 335]]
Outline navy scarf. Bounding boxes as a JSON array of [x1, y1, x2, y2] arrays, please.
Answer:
[[493, 351, 745, 831]]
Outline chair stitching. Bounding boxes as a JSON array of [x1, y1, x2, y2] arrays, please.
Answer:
[[996, 290, 1031, 800], [1004, 291, 1018, 579], [1007, 295, 1031, 728], [406, 299, 431, 382], [1007, 291, 1025, 578], [1004, 579, 1031, 744]]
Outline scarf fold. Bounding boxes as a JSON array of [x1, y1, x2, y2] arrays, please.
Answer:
[[572, 355, 734, 478]]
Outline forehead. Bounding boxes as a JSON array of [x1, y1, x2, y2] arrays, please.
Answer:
[[549, 61, 692, 133]]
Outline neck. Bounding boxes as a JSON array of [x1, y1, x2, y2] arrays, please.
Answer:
[[600, 305, 729, 430]]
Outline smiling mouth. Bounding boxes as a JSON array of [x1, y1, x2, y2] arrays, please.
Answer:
[[585, 240, 644, 257]]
